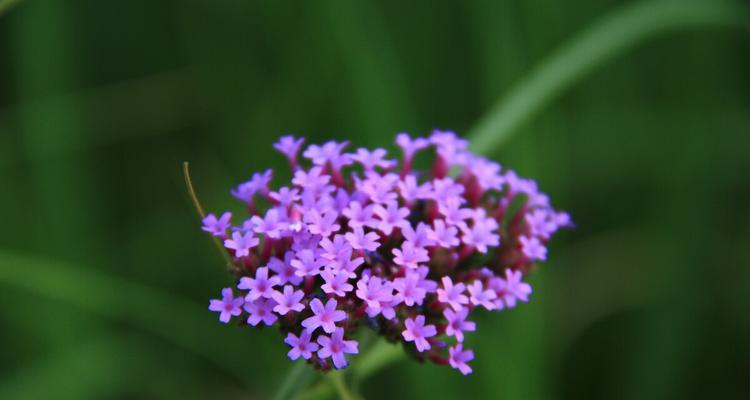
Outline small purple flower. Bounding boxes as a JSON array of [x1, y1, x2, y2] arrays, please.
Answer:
[[271, 285, 305, 315], [238, 266, 280, 301], [344, 226, 380, 252], [224, 231, 260, 258], [467, 280, 497, 310], [525, 208, 557, 239], [355, 276, 393, 317], [291, 249, 324, 277], [292, 166, 331, 191], [231, 169, 273, 204], [269, 186, 301, 207], [402, 222, 434, 248], [448, 344, 474, 375], [244, 298, 278, 326], [208, 288, 244, 323], [202, 212, 232, 236], [320, 269, 354, 297], [428, 219, 460, 248], [251, 208, 288, 239], [301, 298, 347, 334], [303, 141, 352, 170], [392, 241, 429, 270], [285, 330, 319, 360], [519, 235, 547, 261], [395, 132, 430, 160], [402, 315, 437, 352], [342, 201, 378, 230], [398, 175, 433, 202], [438, 197, 473, 229], [304, 209, 341, 237], [443, 307, 475, 342], [491, 269, 532, 309], [268, 252, 303, 286], [461, 216, 500, 253], [431, 130, 468, 161], [351, 148, 396, 170], [317, 328, 359, 369], [392, 271, 427, 306], [437, 276, 468, 311], [357, 172, 399, 205], [274, 135, 305, 164], [373, 202, 410, 235], [337, 250, 364, 279]]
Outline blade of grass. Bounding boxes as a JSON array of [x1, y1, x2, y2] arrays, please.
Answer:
[[0, 0, 21, 17], [0, 249, 253, 385], [467, 0, 750, 152]]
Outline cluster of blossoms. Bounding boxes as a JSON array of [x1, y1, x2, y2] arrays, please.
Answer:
[[204, 130, 571, 374]]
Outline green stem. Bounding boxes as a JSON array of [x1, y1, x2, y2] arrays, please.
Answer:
[[327, 372, 357, 400], [182, 161, 236, 270], [467, 0, 750, 152], [272, 361, 314, 400]]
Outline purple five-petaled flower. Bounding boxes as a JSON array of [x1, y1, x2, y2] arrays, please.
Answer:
[[402, 315, 437, 352], [208, 287, 244, 323], [301, 298, 347, 334]]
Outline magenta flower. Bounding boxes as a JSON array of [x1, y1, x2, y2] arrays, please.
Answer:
[[491, 269, 532, 309], [244, 298, 278, 326], [202, 212, 232, 236], [208, 288, 244, 323], [395, 132, 430, 160], [402, 222, 434, 248], [467, 280, 497, 310], [443, 307, 476, 342], [437, 276, 469, 311], [304, 209, 341, 237], [202, 131, 570, 374], [223, 231, 260, 258], [251, 208, 288, 239], [351, 148, 396, 170], [317, 328, 359, 369], [320, 269, 354, 297], [301, 298, 347, 334], [373, 202, 410, 235], [402, 315, 437, 352], [342, 201, 378, 230], [392, 241, 429, 270], [344, 226, 380, 252], [392, 271, 427, 306], [285, 330, 319, 360], [428, 219, 459, 248], [520, 235, 547, 261], [448, 344, 474, 375], [291, 249, 324, 277], [355, 276, 393, 317], [271, 285, 305, 315], [238, 267, 280, 301], [268, 252, 303, 286]]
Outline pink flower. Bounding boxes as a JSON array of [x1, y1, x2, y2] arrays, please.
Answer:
[[392, 241, 429, 270], [437, 276, 469, 311], [402, 315, 437, 352], [271, 285, 305, 315], [223, 231, 259, 257], [344, 226, 380, 252], [244, 298, 278, 326], [448, 344, 474, 375], [208, 288, 244, 323], [467, 280, 497, 310], [317, 328, 359, 369], [520, 235, 547, 261], [321, 269, 354, 297], [238, 267, 280, 301], [443, 308, 475, 342], [301, 298, 347, 334], [202, 212, 232, 236], [285, 330, 318, 360]]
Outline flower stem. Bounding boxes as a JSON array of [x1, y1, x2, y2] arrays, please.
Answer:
[[182, 161, 235, 270], [328, 371, 358, 400]]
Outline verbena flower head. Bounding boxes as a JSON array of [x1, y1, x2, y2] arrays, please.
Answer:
[[204, 130, 571, 374]]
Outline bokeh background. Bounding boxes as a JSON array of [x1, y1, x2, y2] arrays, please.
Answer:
[[1, 0, 749, 399]]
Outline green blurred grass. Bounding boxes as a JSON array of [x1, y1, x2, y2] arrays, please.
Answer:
[[1, 0, 749, 399]]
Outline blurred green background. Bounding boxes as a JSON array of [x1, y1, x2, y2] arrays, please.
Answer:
[[1, 0, 749, 399]]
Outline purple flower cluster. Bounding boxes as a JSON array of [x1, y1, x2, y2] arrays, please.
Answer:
[[204, 130, 571, 374]]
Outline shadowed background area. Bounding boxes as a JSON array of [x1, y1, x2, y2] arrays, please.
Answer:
[[1, 0, 749, 399]]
